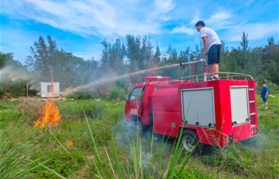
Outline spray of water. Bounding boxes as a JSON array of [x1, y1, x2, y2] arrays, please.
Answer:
[[0, 65, 41, 91], [64, 64, 179, 95]]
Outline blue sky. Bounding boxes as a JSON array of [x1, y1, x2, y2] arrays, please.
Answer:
[[1, 0, 279, 64]]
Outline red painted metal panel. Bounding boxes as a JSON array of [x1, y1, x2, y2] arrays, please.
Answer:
[[232, 123, 254, 142], [152, 86, 181, 137]]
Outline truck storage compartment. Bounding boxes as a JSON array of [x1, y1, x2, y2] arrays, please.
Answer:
[[230, 86, 249, 125], [181, 88, 215, 127]]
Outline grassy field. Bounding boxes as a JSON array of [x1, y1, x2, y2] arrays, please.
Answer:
[[0, 90, 279, 179]]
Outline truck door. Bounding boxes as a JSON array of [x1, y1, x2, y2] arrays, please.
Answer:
[[125, 87, 143, 122]]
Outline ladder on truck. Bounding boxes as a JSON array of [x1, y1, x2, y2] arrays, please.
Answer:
[[248, 80, 257, 126]]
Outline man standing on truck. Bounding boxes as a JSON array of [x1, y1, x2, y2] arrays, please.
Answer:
[[261, 83, 269, 109], [195, 21, 222, 80]]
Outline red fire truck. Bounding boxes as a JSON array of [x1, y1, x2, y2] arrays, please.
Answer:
[[125, 61, 259, 152]]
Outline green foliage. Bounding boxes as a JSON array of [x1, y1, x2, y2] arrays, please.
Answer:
[[0, 115, 60, 179], [263, 37, 279, 86], [0, 52, 28, 98], [175, 168, 209, 179], [31, 151, 85, 178], [26, 36, 100, 90], [0, 86, 4, 96], [108, 86, 125, 101], [1, 81, 27, 97], [1, 90, 279, 178], [0, 111, 22, 123], [58, 100, 106, 120], [259, 115, 279, 134], [65, 92, 95, 100]]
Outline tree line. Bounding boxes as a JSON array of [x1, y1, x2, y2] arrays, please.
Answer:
[[0, 33, 278, 98]]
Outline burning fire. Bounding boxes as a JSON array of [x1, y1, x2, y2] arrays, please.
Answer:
[[34, 81, 61, 128], [34, 99, 61, 129], [66, 139, 74, 148]]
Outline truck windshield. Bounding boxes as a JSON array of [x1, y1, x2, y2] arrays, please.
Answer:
[[129, 88, 142, 101]]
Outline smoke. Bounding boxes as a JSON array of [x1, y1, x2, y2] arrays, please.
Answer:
[[112, 120, 152, 169], [112, 119, 173, 170]]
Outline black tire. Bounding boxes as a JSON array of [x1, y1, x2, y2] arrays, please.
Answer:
[[181, 130, 203, 153]]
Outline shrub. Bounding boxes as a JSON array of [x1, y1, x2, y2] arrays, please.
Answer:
[[0, 80, 27, 98], [58, 100, 106, 120], [65, 92, 95, 100], [30, 151, 85, 178], [0, 85, 4, 96], [259, 115, 279, 134], [108, 86, 125, 101]]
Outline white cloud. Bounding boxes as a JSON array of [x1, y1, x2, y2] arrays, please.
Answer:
[[207, 12, 232, 22], [154, 0, 176, 14], [189, 10, 234, 31], [228, 22, 278, 41], [190, 10, 201, 25], [1, 0, 176, 37], [171, 26, 195, 35], [205, 11, 233, 30]]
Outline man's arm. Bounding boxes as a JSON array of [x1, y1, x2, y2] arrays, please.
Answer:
[[265, 90, 268, 98], [201, 36, 208, 55]]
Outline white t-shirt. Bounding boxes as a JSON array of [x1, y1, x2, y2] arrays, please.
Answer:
[[200, 27, 221, 51]]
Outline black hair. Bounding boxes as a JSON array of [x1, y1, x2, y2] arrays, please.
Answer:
[[195, 21, 205, 27]]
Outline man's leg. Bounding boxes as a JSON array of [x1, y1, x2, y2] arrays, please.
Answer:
[[263, 97, 268, 109], [265, 101, 268, 109], [212, 63, 219, 76], [209, 64, 214, 77], [215, 63, 219, 76], [208, 64, 213, 76]]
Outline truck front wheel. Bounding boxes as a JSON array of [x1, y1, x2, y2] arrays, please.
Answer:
[[182, 130, 203, 153]]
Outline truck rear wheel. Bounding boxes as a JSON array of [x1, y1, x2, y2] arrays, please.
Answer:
[[182, 130, 203, 153]]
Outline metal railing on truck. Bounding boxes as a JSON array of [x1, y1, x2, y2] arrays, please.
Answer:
[[175, 72, 254, 83], [152, 72, 254, 89]]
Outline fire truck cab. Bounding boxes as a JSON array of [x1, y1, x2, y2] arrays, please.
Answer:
[[125, 72, 259, 152]]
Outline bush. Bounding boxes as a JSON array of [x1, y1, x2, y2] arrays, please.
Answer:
[[65, 92, 95, 100], [108, 86, 125, 101], [0, 80, 27, 98], [58, 100, 106, 120], [259, 115, 279, 134], [30, 151, 85, 178], [0, 85, 4, 96]]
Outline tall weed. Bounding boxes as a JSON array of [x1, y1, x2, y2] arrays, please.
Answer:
[[0, 115, 62, 179]]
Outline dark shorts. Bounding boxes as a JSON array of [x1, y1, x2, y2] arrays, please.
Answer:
[[208, 44, 221, 65], [262, 97, 267, 102]]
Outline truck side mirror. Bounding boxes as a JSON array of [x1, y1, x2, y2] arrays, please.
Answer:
[[125, 95, 129, 101]]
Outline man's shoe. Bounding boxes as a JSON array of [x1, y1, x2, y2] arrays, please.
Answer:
[[210, 76, 219, 80], [213, 76, 219, 80]]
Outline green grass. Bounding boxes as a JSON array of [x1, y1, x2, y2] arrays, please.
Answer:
[[0, 93, 279, 178]]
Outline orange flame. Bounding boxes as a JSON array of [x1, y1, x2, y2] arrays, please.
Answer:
[[34, 79, 61, 128], [34, 99, 61, 129], [66, 139, 74, 148]]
